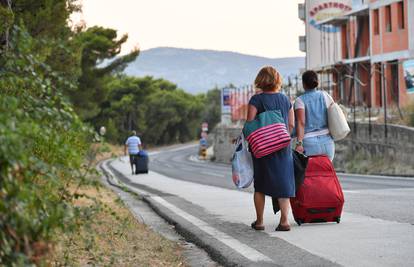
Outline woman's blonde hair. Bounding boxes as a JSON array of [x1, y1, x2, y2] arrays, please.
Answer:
[[254, 66, 283, 92]]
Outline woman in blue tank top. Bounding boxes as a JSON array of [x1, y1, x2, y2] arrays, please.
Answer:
[[247, 66, 295, 232], [294, 70, 335, 161]]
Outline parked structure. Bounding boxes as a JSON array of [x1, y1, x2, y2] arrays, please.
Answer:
[[299, 0, 414, 108]]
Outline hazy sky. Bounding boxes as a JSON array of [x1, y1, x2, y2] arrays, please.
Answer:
[[72, 0, 305, 58]]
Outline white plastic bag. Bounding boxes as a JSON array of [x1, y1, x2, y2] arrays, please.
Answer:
[[231, 134, 254, 189], [328, 102, 351, 141]]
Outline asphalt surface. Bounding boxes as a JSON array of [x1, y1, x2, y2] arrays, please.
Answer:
[[104, 144, 414, 266], [150, 145, 414, 225]]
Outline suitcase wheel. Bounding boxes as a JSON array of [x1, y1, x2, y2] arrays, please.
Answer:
[[335, 217, 341, 223], [295, 219, 304, 226]]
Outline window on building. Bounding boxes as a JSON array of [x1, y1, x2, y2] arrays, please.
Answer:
[[385, 5, 392, 32], [398, 1, 405, 29], [373, 9, 379, 35]]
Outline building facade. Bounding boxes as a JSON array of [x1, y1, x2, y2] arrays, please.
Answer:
[[299, 0, 414, 108]]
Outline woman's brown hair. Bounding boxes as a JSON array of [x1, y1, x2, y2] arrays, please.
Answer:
[[254, 66, 283, 92], [302, 70, 319, 90]]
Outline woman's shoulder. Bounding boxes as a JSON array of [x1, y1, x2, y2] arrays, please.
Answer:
[[248, 93, 261, 107], [276, 92, 291, 104], [249, 93, 260, 102]]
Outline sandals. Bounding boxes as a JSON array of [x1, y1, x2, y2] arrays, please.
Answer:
[[251, 221, 291, 231], [251, 221, 265, 231], [275, 224, 291, 231]]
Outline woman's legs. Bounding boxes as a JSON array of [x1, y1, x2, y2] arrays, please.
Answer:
[[278, 198, 290, 226], [254, 192, 265, 225]]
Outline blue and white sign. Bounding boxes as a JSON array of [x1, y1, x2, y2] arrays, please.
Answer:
[[221, 88, 232, 114], [403, 60, 414, 94]]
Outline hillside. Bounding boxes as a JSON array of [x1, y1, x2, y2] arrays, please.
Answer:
[[125, 47, 304, 94]]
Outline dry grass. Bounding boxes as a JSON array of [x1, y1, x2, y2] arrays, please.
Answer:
[[51, 186, 186, 267], [92, 143, 124, 163], [51, 144, 187, 266], [343, 150, 414, 176]]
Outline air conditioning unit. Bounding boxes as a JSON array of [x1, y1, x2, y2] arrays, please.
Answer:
[[298, 3, 306, 21], [299, 36, 306, 52]]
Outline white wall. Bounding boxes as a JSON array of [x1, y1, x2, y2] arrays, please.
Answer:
[[305, 0, 353, 69]]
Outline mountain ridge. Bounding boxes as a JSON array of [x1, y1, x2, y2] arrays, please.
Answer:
[[125, 47, 304, 93]]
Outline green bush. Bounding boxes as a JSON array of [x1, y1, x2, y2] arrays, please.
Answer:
[[405, 101, 414, 127], [0, 27, 93, 266]]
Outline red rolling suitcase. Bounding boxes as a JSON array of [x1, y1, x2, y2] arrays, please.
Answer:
[[290, 155, 344, 225]]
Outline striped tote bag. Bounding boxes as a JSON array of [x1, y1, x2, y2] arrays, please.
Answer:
[[242, 109, 291, 158]]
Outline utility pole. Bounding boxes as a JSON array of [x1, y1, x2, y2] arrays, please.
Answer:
[[288, 76, 292, 99], [382, 63, 388, 139], [353, 65, 357, 135], [368, 66, 372, 138]]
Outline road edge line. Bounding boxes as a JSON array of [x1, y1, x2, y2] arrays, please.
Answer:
[[101, 159, 275, 266]]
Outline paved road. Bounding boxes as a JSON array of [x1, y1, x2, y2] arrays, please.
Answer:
[[150, 144, 414, 225], [105, 144, 414, 266]]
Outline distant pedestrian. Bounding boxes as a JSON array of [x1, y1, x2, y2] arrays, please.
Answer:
[[124, 130, 143, 175], [294, 70, 335, 161], [247, 66, 295, 232]]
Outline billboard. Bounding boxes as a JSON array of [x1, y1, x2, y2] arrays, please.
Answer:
[[403, 60, 414, 94], [306, 0, 352, 69]]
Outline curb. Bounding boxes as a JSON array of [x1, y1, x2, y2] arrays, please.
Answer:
[[100, 159, 254, 267]]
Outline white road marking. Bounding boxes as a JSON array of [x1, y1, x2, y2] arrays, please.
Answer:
[[102, 161, 272, 263], [338, 172, 414, 181], [343, 190, 360, 194], [201, 171, 225, 178], [151, 196, 273, 263], [179, 166, 195, 172]]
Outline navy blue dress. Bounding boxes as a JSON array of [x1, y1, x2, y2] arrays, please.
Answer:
[[248, 93, 295, 198]]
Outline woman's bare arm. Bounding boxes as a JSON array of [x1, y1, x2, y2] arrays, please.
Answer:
[[288, 107, 295, 133], [246, 104, 257, 122], [295, 108, 305, 153]]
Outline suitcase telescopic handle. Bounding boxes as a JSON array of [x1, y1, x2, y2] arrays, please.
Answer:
[[307, 207, 336, 214]]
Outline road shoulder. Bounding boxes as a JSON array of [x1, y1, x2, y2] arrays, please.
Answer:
[[103, 158, 338, 267], [99, 160, 220, 267]]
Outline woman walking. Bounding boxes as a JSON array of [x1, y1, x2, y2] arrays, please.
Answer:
[[294, 70, 335, 161], [247, 66, 295, 231]]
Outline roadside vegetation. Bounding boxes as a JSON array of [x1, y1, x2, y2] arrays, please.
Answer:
[[51, 145, 186, 266], [0, 0, 219, 265], [52, 184, 186, 266], [403, 101, 414, 127], [340, 150, 414, 176]]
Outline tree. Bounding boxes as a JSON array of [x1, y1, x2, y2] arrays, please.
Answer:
[[199, 87, 221, 131], [95, 75, 210, 145], [69, 26, 139, 120], [95, 75, 153, 143], [0, 0, 14, 48], [144, 88, 204, 144]]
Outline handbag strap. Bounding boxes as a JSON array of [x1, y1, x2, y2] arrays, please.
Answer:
[[258, 93, 288, 126], [235, 133, 246, 148]]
